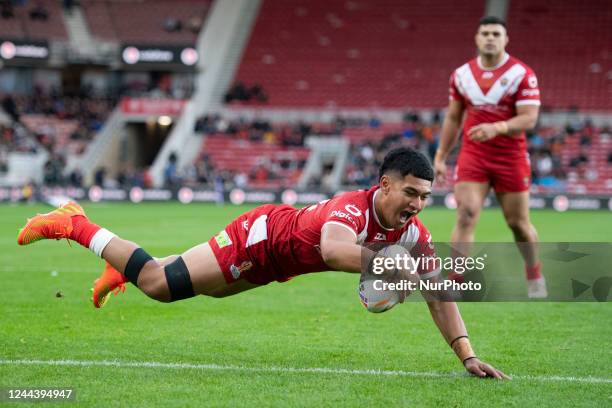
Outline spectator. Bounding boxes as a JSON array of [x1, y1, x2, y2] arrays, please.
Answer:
[[250, 84, 268, 102], [69, 167, 83, 187], [30, 3, 49, 21], [188, 15, 203, 34], [2, 95, 19, 121], [63, 0, 74, 12], [43, 155, 65, 186], [569, 151, 588, 167], [225, 82, 269, 104], [94, 167, 106, 187], [163, 152, 180, 188], [1, 0, 14, 19], [163, 17, 182, 32]]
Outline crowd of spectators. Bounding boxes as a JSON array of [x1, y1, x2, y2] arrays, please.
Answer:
[[1, 86, 115, 185], [0, 122, 38, 154], [119, 73, 194, 100], [2, 87, 115, 154], [224, 82, 268, 104], [3, 99, 610, 194], [194, 113, 321, 147], [344, 112, 441, 187], [1, 0, 48, 20], [162, 15, 203, 34], [344, 115, 611, 194], [191, 114, 332, 189], [528, 120, 611, 192]]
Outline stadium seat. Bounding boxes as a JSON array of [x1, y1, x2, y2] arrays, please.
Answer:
[[507, 0, 612, 110], [82, 0, 212, 44], [234, 0, 484, 108]]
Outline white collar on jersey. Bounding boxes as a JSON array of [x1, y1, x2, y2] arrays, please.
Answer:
[[477, 52, 510, 71], [372, 189, 395, 231]]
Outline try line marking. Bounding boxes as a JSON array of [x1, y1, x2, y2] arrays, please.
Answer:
[[0, 359, 610, 384]]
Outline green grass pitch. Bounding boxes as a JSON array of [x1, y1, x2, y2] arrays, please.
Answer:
[[1, 203, 610, 407]]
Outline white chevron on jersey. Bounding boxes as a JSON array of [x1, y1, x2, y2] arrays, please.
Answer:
[[399, 223, 420, 251], [356, 209, 369, 245], [454, 63, 527, 106]]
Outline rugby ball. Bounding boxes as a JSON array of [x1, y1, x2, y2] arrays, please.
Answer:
[[359, 277, 400, 313], [359, 244, 413, 313]]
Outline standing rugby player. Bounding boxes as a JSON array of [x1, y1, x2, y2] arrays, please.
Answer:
[[434, 16, 546, 298]]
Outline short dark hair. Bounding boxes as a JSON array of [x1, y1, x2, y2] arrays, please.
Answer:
[[379, 147, 434, 182], [478, 15, 506, 29]]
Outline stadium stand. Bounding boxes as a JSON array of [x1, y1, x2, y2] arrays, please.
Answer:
[[7, 89, 114, 156], [234, 0, 484, 108], [0, 0, 68, 40], [342, 118, 612, 194], [82, 0, 212, 44], [193, 115, 313, 189], [506, 0, 612, 110]]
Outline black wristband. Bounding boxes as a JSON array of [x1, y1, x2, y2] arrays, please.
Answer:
[[462, 356, 477, 365], [450, 335, 469, 348]]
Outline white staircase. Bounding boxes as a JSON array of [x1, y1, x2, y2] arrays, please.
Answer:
[[485, 0, 509, 19], [66, 108, 125, 185], [149, 0, 262, 186], [298, 137, 350, 191], [207, 0, 262, 109], [62, 5, 95, 57]]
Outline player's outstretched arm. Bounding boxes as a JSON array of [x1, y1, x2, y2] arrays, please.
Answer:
[[434, 100, 464, 184], [320, 223, 366, 273], [426, 298, 510, 379]]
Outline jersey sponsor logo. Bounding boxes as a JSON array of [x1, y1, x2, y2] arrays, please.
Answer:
[[215, 230, 233, 248], [344, 204, 362, 216], [482, 71, 493, 79], [229, 261, 253, 279], [242, 220, 249, 231], [521, 89, 539, 97], [330, 210, 356, 225], [374, 232, 387, 241], [528, 75, 538, 88]]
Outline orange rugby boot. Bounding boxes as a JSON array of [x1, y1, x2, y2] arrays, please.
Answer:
[[17, 201, 86, 246], [91, 262, 128, 308]]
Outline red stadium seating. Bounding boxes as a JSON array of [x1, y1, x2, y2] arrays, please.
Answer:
[[0, 0, 67, 41], [235, 0, 484, 108], [82, 0, 212, 44], [200, 135, 310, 188], [507, 0, 612, 110], [343, 123, 611, 194], [21, 114, 86, 155]]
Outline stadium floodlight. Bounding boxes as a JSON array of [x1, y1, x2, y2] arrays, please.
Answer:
[[157, 116, 172, 126]]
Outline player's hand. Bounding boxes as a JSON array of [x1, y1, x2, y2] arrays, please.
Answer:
[[463, 357, 510, 380], [467, 123, 498, 142], [433, 158, 447, 185]]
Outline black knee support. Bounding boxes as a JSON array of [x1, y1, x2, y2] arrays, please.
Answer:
[[124, 248, 153, 286], [164, 256, 195, 301]]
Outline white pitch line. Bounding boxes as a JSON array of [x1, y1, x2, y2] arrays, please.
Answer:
[[0, 359, 610, 384]]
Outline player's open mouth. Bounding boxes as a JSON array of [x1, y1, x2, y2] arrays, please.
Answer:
[[399, 211, 413, 224]]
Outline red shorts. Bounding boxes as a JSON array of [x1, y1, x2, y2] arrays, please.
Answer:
[[208, 204, 291, 285], [454, 150, 531, 193]]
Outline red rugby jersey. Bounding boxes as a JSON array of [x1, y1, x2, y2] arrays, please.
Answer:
[[449, 53, 540, 159], [264, 186, 437, 280]]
